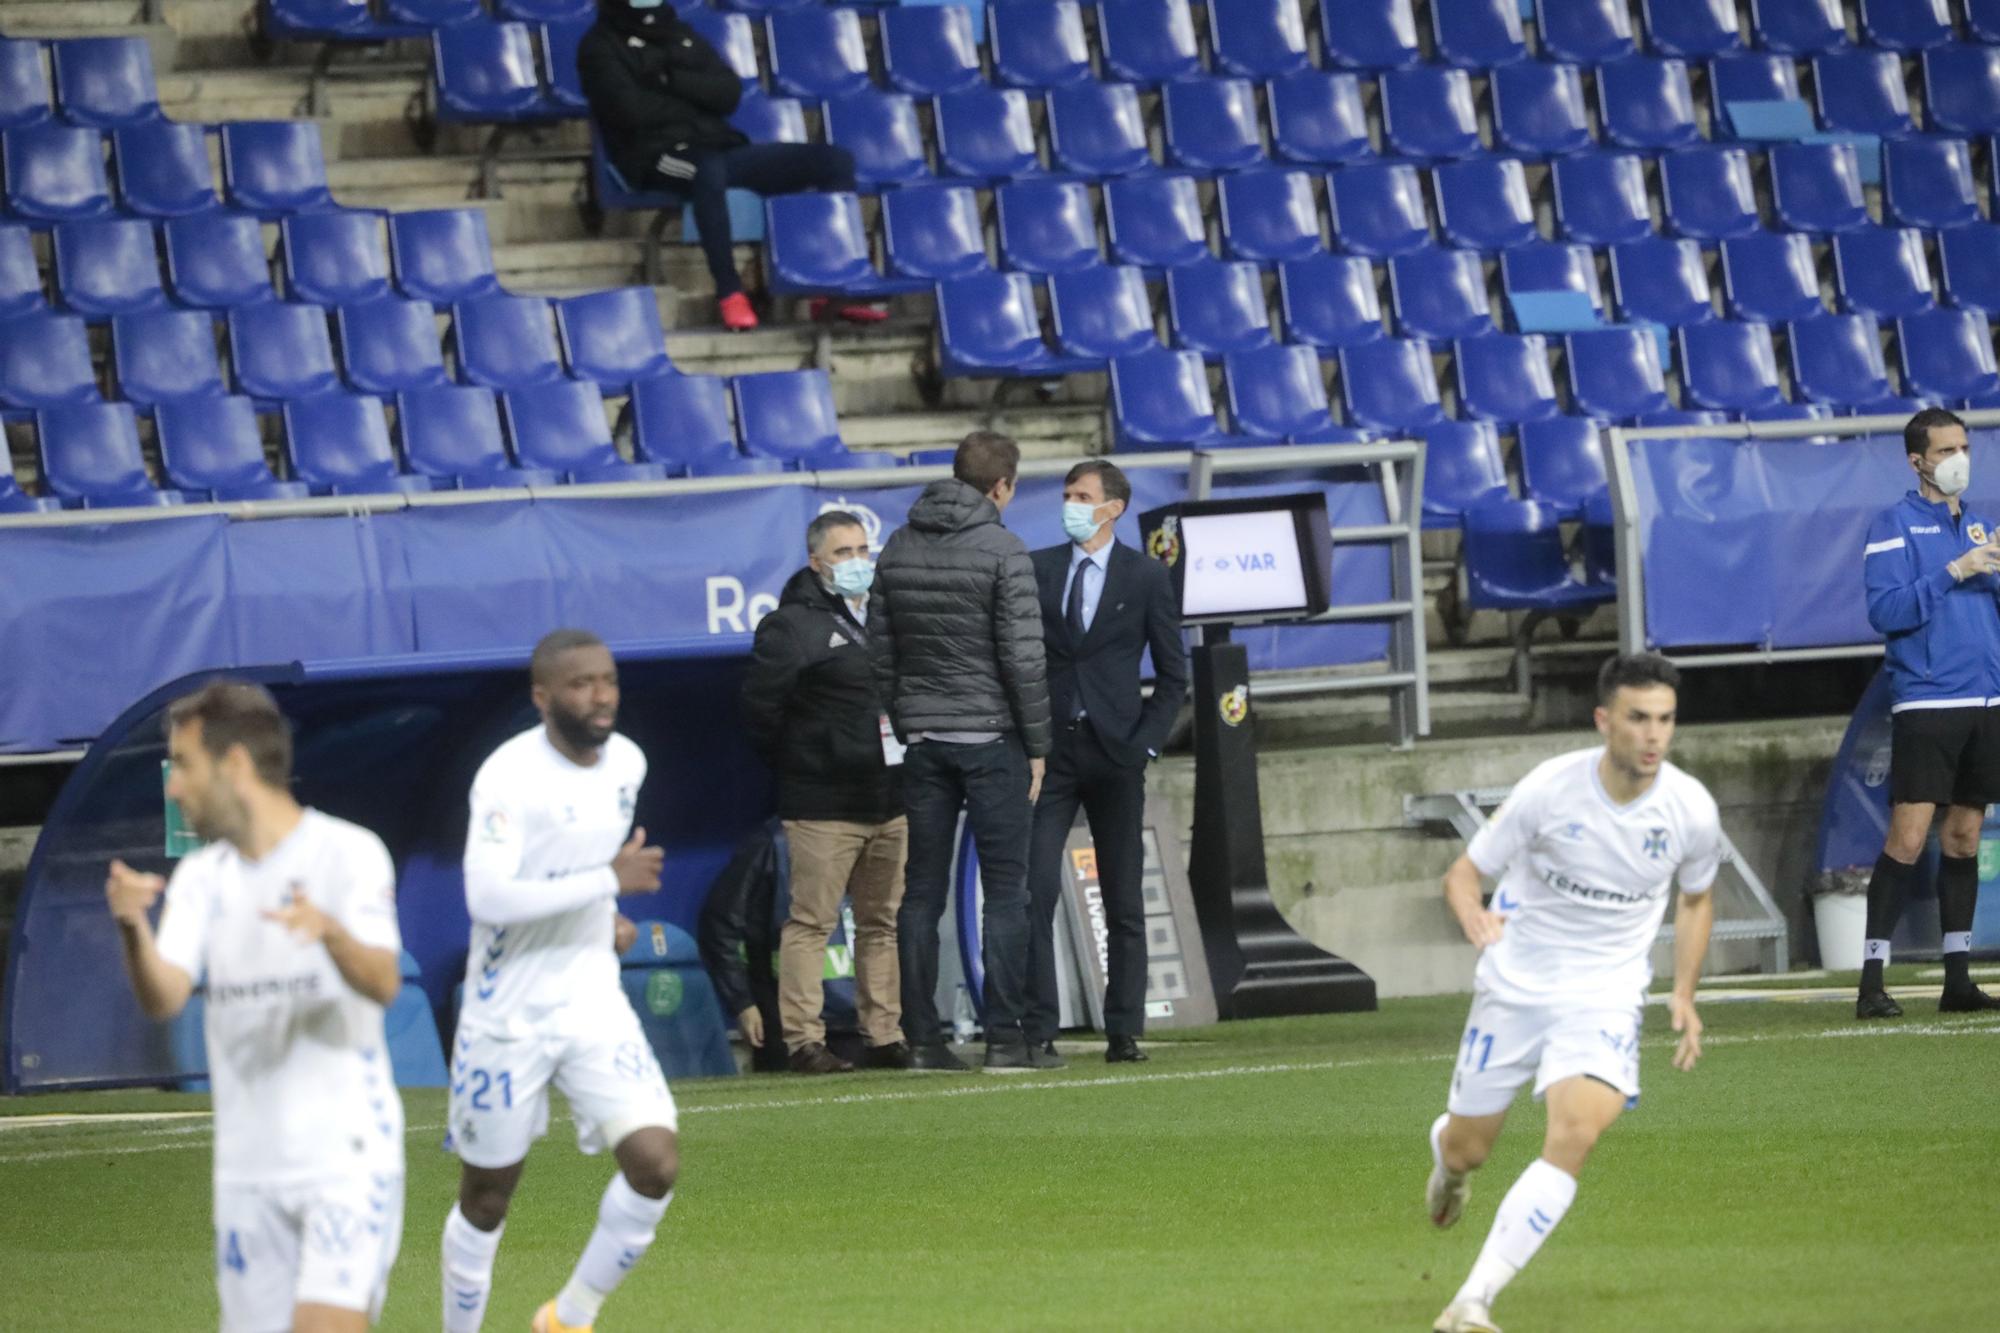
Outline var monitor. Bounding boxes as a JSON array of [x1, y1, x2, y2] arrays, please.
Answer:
[[1139, 492, 1334, 627]]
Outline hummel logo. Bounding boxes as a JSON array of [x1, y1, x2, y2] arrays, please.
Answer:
[[1495, 890, 1520, 911]]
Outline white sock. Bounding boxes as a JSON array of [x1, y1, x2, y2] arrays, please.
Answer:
[[554, 1174, 673, 1326], [1454, 1158, 1577, 1308], [1430, 1113, 1463, 1180], [1943, 931, 1972, 956], [442, 1204, 504, 1333]]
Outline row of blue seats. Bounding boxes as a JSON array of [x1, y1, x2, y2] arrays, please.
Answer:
[[263, 0, 889, 43], [2, 120, 339, 225], [0, 36, 162, 131]]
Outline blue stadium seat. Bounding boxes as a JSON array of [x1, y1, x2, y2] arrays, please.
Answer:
[[1455, 332, 1561, 423], [0, 311, 97, 416], [1518, 417, 1608, 517], [734, 369, 844, 464], [1491, 60, 1592, 158], [1108, 347, 1233, 448], [1940, 222, 2000, 311], [1885, 137, 1980, 229], [1814, 49, 1916, 137], [1720, 231, 1823, 321], [1388, 247, 1492, 342], [936, 87, 1042, 182], [388, 208, 501, 305], [1610, 236, 1714, 326], [398, 384, 556, 489], [1708, 52, 1801, 137], [1973, 0, 2000, 42], [1924, 45, 2000, 135], [494, 0, 590, 20], [768, 191, 925, 296], [336, 298, 450, 396], [1898, 307, 2000, 403], [0, 224, 42, 317], [882, 185, 989, 281], [3, 123, 113, 223], [1381, 66, 1481, 160], [1218, 170, 1322, 265], [678, 6, 759, 83], [553, 287, 673, 393], [1098, 0, 1205, 86], [164, 212, 274, 310], [1162, 78, 1264, 174], [1329, 162, 1431, 257], [50, 37, 161, 130], [1105, 173, 1209, 270], [1566, 326, 1669, 419], [452, 294, 563, 390], [1462, 497, 1613, 613], [823, 93, 930, 190], [0, 39, 52, 131], [631, 373, 745, 474], [882, 6, 983, 97], [382, 951, 448, 1089], [767, 9, 870, 100], [540, 19, 590, 116], [992, 1, 1092, 89], [1769, 139, 1870, 233], [1339, 337, 1443, 431], [37, 401, 179, 506], [1599, 57, 1700, 150], [1788, 313, 1902, 410], [1208, 0, 1310, 79], [1859, 0, 1954, 51], [729, 91, 808, 145], [1749, 0, 1848, 55], [1661, 145, 1761, 240], [1501, 240, 1604, 320], [113, 121, 220, 219], [221, 121, 336, 217], [1834, 227, 1935, 317], [387, 0, 483, 25], [282, 391, 434, 495], [1643, 0, 1742, 57], [1166, 258, 1274, 357], [156, 394, 307, 501], [1049, 264, 1158, 362], [1268, 70, 1371, 166], [504, 380, 667, 483], [1419, 419, 1508, 527], [1678, 319, 1784, 410], [229, 301, 339, 406], [1320, 0, 1420, 69], [618, 920, 736, 1081], [1047, 82, 1155, 178], [52, 218, 167, 319], [111, 308, 225, 409], [1277, 253, 1383, 350], [1432, 0, 1527, 68], [1536, 0, 1634, 65], [1552, 152, 1652, 246], [1434, 158, 1538, 252], [997, 179, 1102, 274], [1224, 344, 1335, 440], [432, 22, 560, 125], [280, 210, 391, 307]]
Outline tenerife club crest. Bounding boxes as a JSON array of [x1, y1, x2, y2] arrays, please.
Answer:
[[1972, 522, 1989, 546], [1218, 685, 1249, 728], [1643, 827, 1669, 860], [1148, 514, 1182, 568]]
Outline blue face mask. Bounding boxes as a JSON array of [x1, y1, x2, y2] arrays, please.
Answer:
[[626, 0, 666, 8], [828, 557, 874, 598], [1062, 500, 1106, 544]]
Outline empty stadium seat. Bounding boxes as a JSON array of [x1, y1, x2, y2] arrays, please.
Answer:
[[1381, 66, 1481, 160], [1644, 0, 1743, 57], [992, 1, 1092, 89], [1610, 236, 1714, 326], [1210, 0, 1309, 79], [997, 179, 1102, 274], [1566, 326, 1669, 419], [1105, 173, 1209, 270], [389, 0, 484, 25], [677, 6, 757, 82], [1224, 344, 1335, 440], [1268, 70, 1371, 166], [280, 211, 391, 307], [1769, 139, 1870, 233], [1898, 307, 2000, 402], [1661, 145, 1761, 240], [540, 20, 589, 115], [882, 185, 989, 281], [111, 308, 225, 408], [1491, 60, 1592, 158], [1463, 497, 1613, 614], [453, 294, 563, 390], [630, 373, 740, 474], [282, 391, 432, 495], [882, 6, 982, 97], [1886, 137, 1981, 229], [1833, 227, 1936, 318], [260, 0, 408, 50], [734, 369, 844, 464], [503, 380, 666, 483], [388, 208, 502, 305], [1162, 78, 1264, 174], [1939, 222, 2000, 311], [52, 218, 167, 318], [433, 22, 560, 125], [767, 191, 925, 296], [1219, 170, 1322, 264], [1098, 0, 1205, 86], [1167, 259, 1274, 358], [553, 287, 672, 393], [230, 301, 339, 405], [0, 311, 97, 416], [1789, 313, 1902, 410], [1432, 0, 1527, 68], [1973, 0, 2000, 42], [766, 9, 870, 100], [164, 212, 274, 310], [494, 0, 586, 18], [936, 87, 1041, 182], [50, 37, 161, 129], [1814, 49, 1916, 137], [3, 123, 113, 223], [398, 384, 555, 488], [0, 39, 52, 131], [1108, 347, 1233, 448], [336, 298, 450, 396], [1553, 152, 1652, 246], [1277, 253, 1383, 350], [1049, 264, 1158, 362], [1501, 240, 1604, 319], [1924, 45, 2000, 135], [37, 401, 178, 506], [823, 93, 930, 190], [113, 121, 220, 219], [730, 92, 808, 146], [1537, 0, 1635, 65], [1455, 332, 1561, 423], [1329, 162, 1431, 257], [1859, 0, 1954, 51], [156, 393, 306, 501], [1419, 420, 1509, 527], [1720, 231, 1824, 322], [1513, 418, 1605, 522], [1434, 157, 1538, 252], [1047, 82, 1155, 178], [1708, 52, 1802, 136], [1598, 56, 1700, 150], [1389, 247, 1492, 342], [1339, 337, 1443, 431], [0, 224, 42, 317], [1678, 319, 1785, 410], [221, 122, 336, 216], [1750, 0, 1848, 55]]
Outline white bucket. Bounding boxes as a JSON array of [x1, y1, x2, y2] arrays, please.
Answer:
[[1813, 892, 1867, 970]]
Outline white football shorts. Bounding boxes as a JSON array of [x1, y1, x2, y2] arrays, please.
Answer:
[[1444, 986, 1644, 1118], [213, 1170, 404, 1330]]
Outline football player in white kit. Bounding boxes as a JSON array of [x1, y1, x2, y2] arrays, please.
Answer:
[[1427, 655, 1723, 1333], [105, 681, 407, 1333], [440, 629, 676, 1333]]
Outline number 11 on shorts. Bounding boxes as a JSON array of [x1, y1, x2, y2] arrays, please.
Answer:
[[1461, 1027, 1494, 1073]]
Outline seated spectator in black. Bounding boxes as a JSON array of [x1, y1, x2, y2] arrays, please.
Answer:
[[576, 0, 884, 331]]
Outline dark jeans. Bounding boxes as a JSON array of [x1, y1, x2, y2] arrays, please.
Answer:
[[898, 737, 1033, 1047], [1026, 720, 1149, 1042], [674, 143, 857, 297]]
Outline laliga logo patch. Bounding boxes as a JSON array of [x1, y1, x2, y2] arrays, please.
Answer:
[[1218, 685, 1248, 727], [1972, 523, 1989, 546], [1148, 514, 1181, 568], [819, 497, 884, 549]]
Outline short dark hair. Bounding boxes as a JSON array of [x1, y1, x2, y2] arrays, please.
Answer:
[[166, 681, 293, 788], [531, 628, 606, 685], [807, 509, 865, 555], [1063, 459, 1131, 508], [1597, 652, 1680, 704], [1905, 406, 1967, 457], [953, 430, 1020, 495]]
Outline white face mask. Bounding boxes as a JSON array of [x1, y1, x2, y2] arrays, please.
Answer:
[[1933, 451, 1971, 497]]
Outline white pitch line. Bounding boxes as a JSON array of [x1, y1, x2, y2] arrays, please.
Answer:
[[0, 1110, 213, 1132]]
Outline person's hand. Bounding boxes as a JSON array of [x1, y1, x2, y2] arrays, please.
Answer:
[[262, 888, 335, 944], [1669, 993, 1703, 1072], [105, 859, 166, 927], [1028, 758, 1046, 804], [1953, 542, 2000, 579], [737, 1005, 765, 1048], [1455, 900, 1505, 951], [612, 827, 664, 893], [613, 914, 637, 955]]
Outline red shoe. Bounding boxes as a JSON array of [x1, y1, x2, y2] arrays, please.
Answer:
[[718, 291, 758, 331], [809, 297, 890, 325]]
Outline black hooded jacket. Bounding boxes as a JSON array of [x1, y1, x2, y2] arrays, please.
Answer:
[[576, 0, 746, 189]]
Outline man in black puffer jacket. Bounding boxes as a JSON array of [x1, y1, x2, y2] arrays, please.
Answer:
[[872, 431, 1052, 1073]]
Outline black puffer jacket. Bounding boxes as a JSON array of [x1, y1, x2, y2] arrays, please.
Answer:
[[871, 480, 1052, 758], [576, 1, 745, 190], [739, 567, 902, 825]]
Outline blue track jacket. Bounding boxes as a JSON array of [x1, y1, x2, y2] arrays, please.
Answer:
[[1864, 490, 2000, 711]]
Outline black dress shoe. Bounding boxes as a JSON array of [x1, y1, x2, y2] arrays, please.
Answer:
[[907, 1043, 972, 1072], [1938, 984, 2000, 1012], [1856, 989, 1905, 1020], [1027, 1040, 1067, 1070], [1105, 1035, 1149, 1063], [788, 1042, 855, 1074], [863, 1041, 915, 1069]]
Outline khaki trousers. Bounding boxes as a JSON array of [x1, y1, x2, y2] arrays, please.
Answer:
[[779, 816, 908, 1050]]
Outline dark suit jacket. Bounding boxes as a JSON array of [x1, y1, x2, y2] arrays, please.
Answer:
[[1031, 540, 1189, 766]]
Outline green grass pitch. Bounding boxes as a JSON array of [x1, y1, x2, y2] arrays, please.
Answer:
[[2, 974, 1995, 1331]]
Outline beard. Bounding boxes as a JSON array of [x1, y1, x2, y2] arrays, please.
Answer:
[[550, 704, 615, 752]]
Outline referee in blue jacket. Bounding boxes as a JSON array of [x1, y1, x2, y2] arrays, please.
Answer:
[[1859, 407, 2000, 1018]]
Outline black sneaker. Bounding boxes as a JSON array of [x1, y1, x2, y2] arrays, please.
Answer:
[[1938, 984, 2000, 1013], [983, 1040, 1033, 1072], [862, 1041, 914, 1070], [1027, 1040, 1067, 1070], [1856, 990, 1905, 1020], [907, 1043, 972, 1072], [788, 1042, 855, 1074]]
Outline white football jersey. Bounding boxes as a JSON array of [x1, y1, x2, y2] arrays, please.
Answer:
[[154, 808, 406, 1189], [1467, 747, 1724, 1007], [457, 727, 646, 1039]]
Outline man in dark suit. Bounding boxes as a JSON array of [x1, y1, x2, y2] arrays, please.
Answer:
[[1026, 460, 1188, 1065]]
